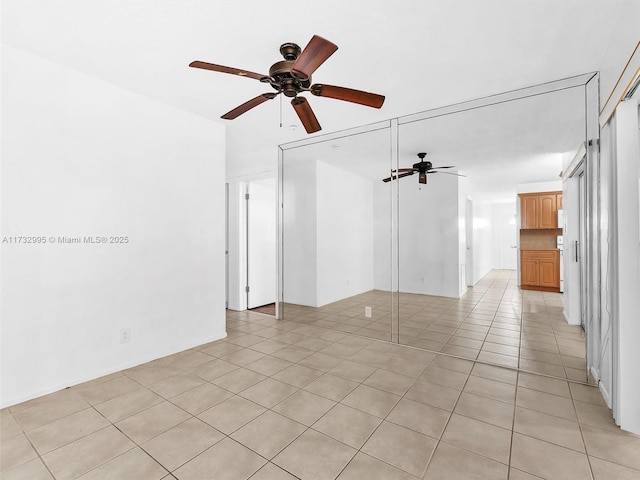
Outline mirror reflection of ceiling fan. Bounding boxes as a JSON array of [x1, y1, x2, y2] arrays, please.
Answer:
[[189, 35, 385, 134], [382, 152, 465, 184]]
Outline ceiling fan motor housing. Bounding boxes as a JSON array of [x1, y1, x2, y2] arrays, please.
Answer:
[[413, 161, 432, 171], [268, 59, 312, 97]]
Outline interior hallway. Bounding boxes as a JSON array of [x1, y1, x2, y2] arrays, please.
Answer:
[[2, 271, 640, 479]]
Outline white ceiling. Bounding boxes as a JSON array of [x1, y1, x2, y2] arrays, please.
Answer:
[[3, 0, 639, 198], [281, 84, 585, 200]]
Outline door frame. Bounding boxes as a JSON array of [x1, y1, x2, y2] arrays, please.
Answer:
[[225, 182, 229, 309], [226, 172, 278, 315]]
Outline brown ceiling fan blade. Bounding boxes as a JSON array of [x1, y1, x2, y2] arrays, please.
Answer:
[[189, 61, 267, 81], [430, 165, 455, 169], [419, 172, 427, 184], [291, 35, 338, 80], [311, 84, 385, 108], [221, 93, 277, 120], [382, 171, 414, 182], [395, 168, 415, 172], [291, 97, 321, 133]]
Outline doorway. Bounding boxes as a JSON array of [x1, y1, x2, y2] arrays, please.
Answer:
[[246, 178, 277, 311], [499, 212, 518, 270], [465, 197, 473, 287]]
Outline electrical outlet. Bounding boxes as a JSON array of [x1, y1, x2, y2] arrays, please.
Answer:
[[364, 306, 372, 318], [120, 328, 131, 344]]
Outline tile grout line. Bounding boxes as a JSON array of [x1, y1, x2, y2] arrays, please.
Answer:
[[223, 324, 433, 479], [278, 273, 591, 388], [332, 350, 441, 479], [507, 360, 521, 479], [5, 272, 602, 480], [215, 319, 450, 478], [417, 367, 472, 479], [3, 408, 58, 480], [568, 381, 598, 480]]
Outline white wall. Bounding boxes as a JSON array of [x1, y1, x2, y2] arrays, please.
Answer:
[[281, 159, 375, 308], [459, 178, 494, 289], [398, 174, 460, 297], [281, 158, 317, 307], [372, 173, 494, 297], [1, 47, 226, 407], [225, 178, 246, 311], [316, 161, 374, 306], [516, 180, 563, 194], [472, 199, 494, 281], [371, 173, 496, 299], [373, 180, 393, 291]]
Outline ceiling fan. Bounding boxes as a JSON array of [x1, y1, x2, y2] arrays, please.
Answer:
[[382, 152, 465, 184], [189, 35, 385, 134]]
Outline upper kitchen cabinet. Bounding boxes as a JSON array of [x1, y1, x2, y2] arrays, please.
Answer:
[[519, 191, 562, 229]]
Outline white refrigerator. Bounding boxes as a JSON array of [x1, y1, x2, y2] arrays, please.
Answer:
[[557, 234, 564, 293]]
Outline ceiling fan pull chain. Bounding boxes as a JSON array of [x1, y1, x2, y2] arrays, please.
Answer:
[[279, 93, 283, 128]]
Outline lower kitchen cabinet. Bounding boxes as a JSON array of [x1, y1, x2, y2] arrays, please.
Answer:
[[521, 250, 560, 291]]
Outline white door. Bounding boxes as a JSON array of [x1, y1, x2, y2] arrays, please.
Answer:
[[465, 198, 473, 286], [247, 178, 277, 309], [500, 213, 517, 270]]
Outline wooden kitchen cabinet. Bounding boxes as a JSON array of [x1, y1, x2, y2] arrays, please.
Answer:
[[538, 194, 557, 228], [521, 195, 539, 229], [521, 255, 540, 285], [519, 191, 561, 229], [521, 250, 560, 291]]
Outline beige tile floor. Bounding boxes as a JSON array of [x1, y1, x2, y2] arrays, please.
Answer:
[[2, 273, 640, 479], [283, 270, 589, 383]]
